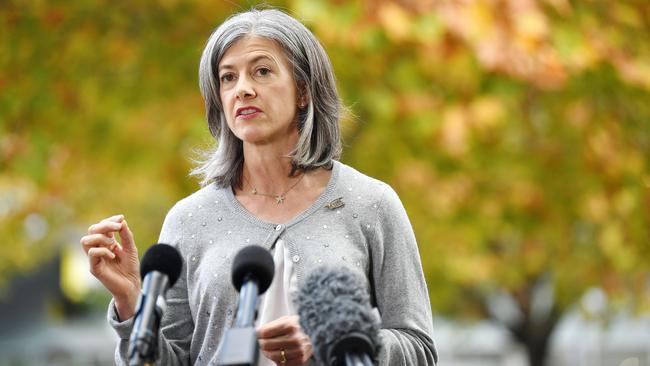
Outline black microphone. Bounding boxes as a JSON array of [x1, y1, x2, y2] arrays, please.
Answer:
[[128, 243, 183, 366], [297, 266, 380, 366], [217, 245, 275, 366]]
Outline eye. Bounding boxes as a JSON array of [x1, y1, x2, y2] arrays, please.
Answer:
[[220, 73, 235, 83], [255, 67, 271, 77]]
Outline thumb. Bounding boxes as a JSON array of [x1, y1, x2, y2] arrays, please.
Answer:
[[118, 219, 137, 253]]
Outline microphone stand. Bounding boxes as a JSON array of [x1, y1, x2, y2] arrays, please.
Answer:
[[233, 274, 258, 328], [128, 273, 167, 366], [344, 353, 373, 366], [329, 332, 376, 366], [217, 274, 260, 366]]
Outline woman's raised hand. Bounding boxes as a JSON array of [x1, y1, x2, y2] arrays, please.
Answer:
[[80, 214, 141, 320]]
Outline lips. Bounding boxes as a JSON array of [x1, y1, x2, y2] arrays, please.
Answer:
[[236, 106, 262, 118]]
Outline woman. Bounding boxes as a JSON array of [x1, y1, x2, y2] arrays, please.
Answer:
[[81, 8, 437, 366]]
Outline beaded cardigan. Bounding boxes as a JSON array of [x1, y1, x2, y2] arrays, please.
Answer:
[[108, 161, 437, 365]]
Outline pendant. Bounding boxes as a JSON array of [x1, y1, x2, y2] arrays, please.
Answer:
[[275, 195, 285, 204]]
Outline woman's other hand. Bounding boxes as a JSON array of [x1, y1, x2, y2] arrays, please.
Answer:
[[257, 315, 313, 365], [80, 214, 141, 320]]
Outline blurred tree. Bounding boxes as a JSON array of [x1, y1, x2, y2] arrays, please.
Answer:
[[0, 1, 253, 289], [1, 0, 649, 365], [297, 0, 650, 365], [0, 1, 258, 298]]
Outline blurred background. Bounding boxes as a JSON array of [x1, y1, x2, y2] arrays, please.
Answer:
[[1, 0, 649, 365]]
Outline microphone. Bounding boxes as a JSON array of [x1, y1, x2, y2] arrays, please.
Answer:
[[217, 245, 275, 366], [297, 266, 380, 366], [128, 243, 183, 366]]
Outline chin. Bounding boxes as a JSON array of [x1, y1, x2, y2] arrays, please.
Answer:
[[237, 132, 272, 145], [232, 126, 264, 140]]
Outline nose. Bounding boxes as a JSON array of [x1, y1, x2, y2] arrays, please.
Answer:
[[236, 75, 256, 100]]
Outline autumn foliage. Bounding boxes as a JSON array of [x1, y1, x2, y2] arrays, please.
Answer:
[[1, 0, 649, 363]]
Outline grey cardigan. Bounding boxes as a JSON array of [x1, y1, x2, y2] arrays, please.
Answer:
[[108, 161, 437, 365]]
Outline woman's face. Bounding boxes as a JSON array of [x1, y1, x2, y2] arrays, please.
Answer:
[[218, 36, 301, 147]]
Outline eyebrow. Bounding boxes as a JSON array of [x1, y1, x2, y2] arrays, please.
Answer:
[[218, 55, 276, 73]]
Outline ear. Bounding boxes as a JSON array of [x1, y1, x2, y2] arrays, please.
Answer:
[[297, 81, 309, 108]]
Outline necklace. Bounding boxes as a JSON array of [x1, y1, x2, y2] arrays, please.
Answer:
[[243, 171, 305, 204]]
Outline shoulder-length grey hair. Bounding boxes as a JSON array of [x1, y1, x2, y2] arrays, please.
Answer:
[[192, 8, 342, 188]]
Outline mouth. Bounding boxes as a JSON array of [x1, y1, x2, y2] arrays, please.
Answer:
[[236, 106, 262, 119]]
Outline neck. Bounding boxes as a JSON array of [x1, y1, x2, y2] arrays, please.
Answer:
[[241, 143, 300, 196]]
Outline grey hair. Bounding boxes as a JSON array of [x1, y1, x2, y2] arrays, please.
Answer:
[[192, 8, 342, 188]]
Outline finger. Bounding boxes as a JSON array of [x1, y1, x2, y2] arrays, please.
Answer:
[[258, 334, 303, 351], [87, 214, 124, 232], [118, 219, 136, 252], [261, 349, 287, 365], [262, 348, 302, 366], [300, 342, 313, 363], [81, 234, 120, 254], [101, 214, 125, 223], [101, 216, 123, 241], [285, 358, 304, 366], [257, 316, 300, 339], [286, 344, 312, 365], [88, 220, 123, 235], [88, 246, 116, 269], [261, 350, 277, 364]]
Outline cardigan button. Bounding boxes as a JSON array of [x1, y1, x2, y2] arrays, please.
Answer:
[[275, 224, 283, 231], [292, 255, 300, 263]]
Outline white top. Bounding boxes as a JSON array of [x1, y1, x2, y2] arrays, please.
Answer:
[[256, 239, 301, 366]]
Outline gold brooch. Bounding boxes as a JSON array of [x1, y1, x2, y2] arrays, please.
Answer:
[[325, 197, 345, 209]]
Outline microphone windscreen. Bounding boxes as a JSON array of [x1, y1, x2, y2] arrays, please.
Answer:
[[297, 266, 380, 365], [140, 243, 183, 287], [231, 245, 275, 294]]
